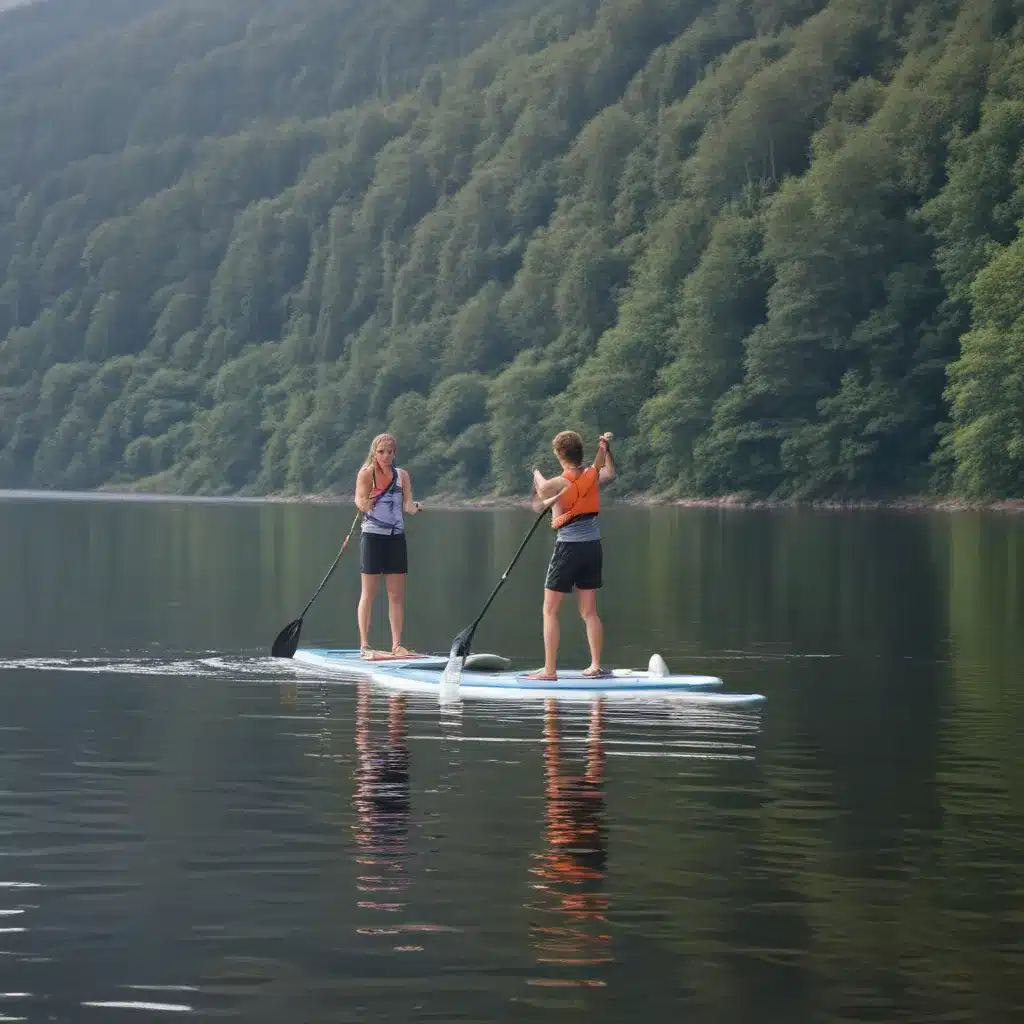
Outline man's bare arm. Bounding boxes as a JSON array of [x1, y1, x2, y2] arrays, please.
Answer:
[[533, 469, 570, 500], [531, 469, 569, 512], [593, 433, 615, 482]]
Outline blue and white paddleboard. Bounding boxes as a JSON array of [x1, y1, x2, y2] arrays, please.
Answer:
[[292, 648, 765, 704]]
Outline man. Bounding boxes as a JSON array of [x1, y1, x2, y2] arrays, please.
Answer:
[[526, 431, 615, 680]]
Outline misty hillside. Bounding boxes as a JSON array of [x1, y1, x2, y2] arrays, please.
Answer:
[[0, 0, 1022, 500]]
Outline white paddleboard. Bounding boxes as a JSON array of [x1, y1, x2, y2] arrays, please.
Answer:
[[291, 648, 764, 704]]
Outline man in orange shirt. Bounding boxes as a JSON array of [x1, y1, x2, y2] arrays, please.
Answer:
[[527, 431, 615, 680]]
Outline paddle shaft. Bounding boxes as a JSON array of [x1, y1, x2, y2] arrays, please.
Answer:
[[456, 504, 549, 653], [299, 511, 361, 619]]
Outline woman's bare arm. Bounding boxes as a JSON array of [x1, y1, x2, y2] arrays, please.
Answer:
[[401, 469, 422, 513], [354, 466, 375, 513]]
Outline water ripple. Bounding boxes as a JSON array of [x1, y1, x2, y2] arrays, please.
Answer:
[[0, 645, 1020, 1020]]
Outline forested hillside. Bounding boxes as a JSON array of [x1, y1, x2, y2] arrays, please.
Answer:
[[1, 0, 1022, 500]]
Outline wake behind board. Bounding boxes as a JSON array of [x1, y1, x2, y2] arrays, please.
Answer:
[[292, 648, 765, 704]]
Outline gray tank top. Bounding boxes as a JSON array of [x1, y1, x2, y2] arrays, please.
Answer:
[[361, 467, 405, 535]]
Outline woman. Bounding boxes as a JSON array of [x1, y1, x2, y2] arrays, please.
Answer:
[[354, 433, 421, 657]]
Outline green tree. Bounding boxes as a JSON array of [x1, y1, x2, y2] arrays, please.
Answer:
[[942, 231, 1024, 497], [1, 0, 1022, 500]]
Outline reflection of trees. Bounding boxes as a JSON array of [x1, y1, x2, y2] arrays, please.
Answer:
[[714, 515, 1024, 1021], [352, 684, 411, 920], [928, 515, 1024, 1019], [527, 697, 611, 988]]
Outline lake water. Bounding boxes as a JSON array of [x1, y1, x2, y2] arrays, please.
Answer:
[[0, 493, 1021, 1022]]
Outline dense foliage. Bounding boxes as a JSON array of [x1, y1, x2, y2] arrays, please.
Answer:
[[1, 0, 1022, 499]]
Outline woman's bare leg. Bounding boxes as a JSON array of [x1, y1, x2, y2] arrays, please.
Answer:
[[385, 572, 406, 652], [358, 574, 381, 649]]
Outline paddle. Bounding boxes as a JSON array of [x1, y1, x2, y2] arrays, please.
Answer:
[[271, 511, 361, 658], [440, 495, 557, 688]]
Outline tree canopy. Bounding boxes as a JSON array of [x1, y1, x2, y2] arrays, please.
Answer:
[[1, 0, 1022, 500]]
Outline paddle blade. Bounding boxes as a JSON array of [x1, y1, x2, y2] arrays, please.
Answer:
[[441, 654, 464, 686], [449, 624, 475, 660], [271, 618, 303, 659], [439, 624, 474, 694]]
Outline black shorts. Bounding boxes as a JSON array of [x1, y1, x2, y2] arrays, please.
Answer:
[[544, 540, 602, 593], [360, 532, 408, 575]]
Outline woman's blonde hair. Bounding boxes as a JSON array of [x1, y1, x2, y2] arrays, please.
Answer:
[[363, 432, 397, 469]]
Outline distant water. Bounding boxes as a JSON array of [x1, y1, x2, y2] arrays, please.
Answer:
[[0, 492, 1021, 1021]]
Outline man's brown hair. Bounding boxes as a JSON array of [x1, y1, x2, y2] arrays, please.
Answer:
[[552, 430, 584, 467]]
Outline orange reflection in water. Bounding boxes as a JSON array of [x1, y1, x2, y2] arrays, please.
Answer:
[[527, 697, 612, 988]]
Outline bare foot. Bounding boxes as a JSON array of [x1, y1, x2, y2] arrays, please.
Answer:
[[524, 669, 558, 681]]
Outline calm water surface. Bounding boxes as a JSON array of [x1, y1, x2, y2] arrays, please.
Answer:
[[0, 493, 1022, 1022]]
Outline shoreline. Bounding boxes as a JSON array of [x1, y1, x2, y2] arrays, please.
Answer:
[[430, 495, 1024, 513], [1, 487, 1019, 513], [265, 489, 1023, 513]]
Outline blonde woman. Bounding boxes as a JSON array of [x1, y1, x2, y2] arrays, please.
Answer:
[[354, 433, 422, 657]]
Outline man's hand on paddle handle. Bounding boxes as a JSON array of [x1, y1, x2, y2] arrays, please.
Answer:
[[530, 470, 545, 513], [595, 432, 615, 481]]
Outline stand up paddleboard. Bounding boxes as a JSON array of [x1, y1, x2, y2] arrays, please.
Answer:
[[291, 648, 765, 704]]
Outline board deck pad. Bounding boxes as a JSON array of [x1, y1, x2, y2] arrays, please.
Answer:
[[291, 648, 765, 704], [357, 648, 432, 661]]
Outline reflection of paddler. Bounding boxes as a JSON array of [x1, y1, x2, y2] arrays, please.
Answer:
[[352, 684, 410, 906], [528, 697, 611, 981]]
